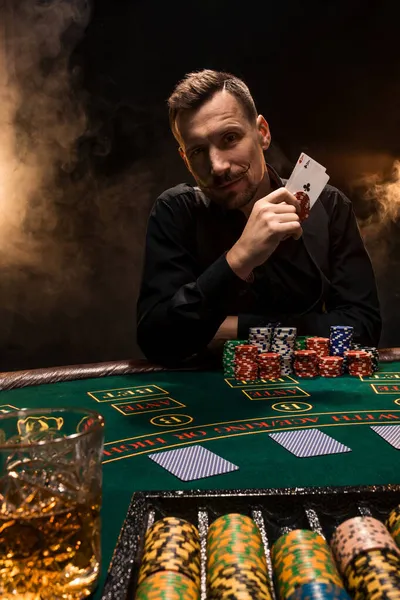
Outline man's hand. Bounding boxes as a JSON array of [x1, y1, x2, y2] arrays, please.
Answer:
[[226, 187, 302, 280]]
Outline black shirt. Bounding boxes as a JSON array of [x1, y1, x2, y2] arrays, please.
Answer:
[[137, 166, 381, 365]]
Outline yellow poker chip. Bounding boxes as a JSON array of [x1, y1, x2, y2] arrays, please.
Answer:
[[135, 570, 200, 600], [208, 514, 260, 538], [138, 517, 201, 588], [146, 517, 200, 542], [144, 535, 200, 552], [207, 550, 266, 573], [138, 559, 201, 587], [343, 548, 400, 600]]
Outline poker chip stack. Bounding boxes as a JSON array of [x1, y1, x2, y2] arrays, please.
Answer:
[[234, 345, 259, 381], [257, 352, 282, 380], [343, 350, 373, 377], [223, 340, 247, 378], [271, 327, 297, 375], [318, 356, 344, 378], [293, 350, 319, 378], [329, 326, 354, 357], [306, 337, 330, 358], [386, 505, 400, 548], [136, 516, 201, 599], [330, 516, 400, 600], [352, 343, 380, 372], [248, 326, 273, 353], [272, 529, 349, 600], [206, 513, 272, 600]]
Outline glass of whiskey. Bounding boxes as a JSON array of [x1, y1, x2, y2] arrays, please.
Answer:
[[0, 407, 105, 600]]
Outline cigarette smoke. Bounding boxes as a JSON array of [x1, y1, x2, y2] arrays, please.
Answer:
[[314, 150, 400, 268], [0, 0, 88, 263], [0, 0, 91, 320], [0, 0, 157, 365], [349, 155, 400, 267]]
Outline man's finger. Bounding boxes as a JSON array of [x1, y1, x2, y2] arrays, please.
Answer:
[[263, 187, 300, 209]]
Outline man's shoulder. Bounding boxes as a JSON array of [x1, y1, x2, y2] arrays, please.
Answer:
[[318, 183, 352, 217], [156, 183, 210, 210]]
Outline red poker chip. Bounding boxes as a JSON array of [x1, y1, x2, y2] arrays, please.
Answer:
[[236, 345, 258, 354], [295, 191, 310, 222], [343, 350, 370, 359], [296, 372, 318, 378], [307, 337, 330, 354], [236, 344, 257, 350], [235, 358, 257, 363], [319, 356, 343, 363], [349, 372, 372, 377], [260, 370, 281, 375], [260, 374, 281, 380], [320, 373, 341, 377]]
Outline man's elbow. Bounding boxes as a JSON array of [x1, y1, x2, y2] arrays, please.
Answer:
[[360, 310, 382, 347]]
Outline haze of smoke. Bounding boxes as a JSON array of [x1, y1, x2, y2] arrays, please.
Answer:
[[0, 0, 161, 364], [0, 0, 88, 259], [351, 158, 400, 266]]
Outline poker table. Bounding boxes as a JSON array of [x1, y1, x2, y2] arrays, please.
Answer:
[[1, 347, 400, 599]]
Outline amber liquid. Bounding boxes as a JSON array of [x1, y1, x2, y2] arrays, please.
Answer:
[[0, 501, 101, 600]]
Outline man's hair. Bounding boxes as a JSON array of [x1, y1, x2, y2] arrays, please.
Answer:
[[167, 69, 258, 141]]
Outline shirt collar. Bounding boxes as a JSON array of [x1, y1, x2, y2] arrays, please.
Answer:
[[266, 162, 284, 190]]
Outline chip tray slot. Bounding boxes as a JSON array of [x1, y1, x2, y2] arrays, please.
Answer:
[[101, 484, 400, 600]]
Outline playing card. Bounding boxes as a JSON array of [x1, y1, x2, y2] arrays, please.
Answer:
[[286, 153, 325, 188], [371, 425, 400, 449], [286, 162, 330, 217], [148, 445, 239, 481], [269, 428, 352, 458], [285, 154, 329, 221]]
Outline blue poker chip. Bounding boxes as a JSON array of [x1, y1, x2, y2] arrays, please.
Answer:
[[329, 326, 354, 357], [287, 581, 351, 600]]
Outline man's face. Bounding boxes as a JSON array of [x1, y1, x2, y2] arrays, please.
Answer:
[[176, 90, 271, 210]]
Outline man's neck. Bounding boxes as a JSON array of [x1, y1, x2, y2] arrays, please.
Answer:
[[240, 169, 272, 219]]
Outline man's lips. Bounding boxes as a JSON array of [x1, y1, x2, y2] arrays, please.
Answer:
[[213, 175, 245, 190]]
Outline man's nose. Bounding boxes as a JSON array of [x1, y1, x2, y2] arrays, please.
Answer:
[[209, 148, 230, 176]]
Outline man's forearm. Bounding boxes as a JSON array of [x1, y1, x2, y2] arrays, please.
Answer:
[[213, 316, 239, 341], [207, 316, 239, 353]]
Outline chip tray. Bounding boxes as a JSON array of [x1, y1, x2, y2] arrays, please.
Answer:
[[100, 484, 400, 599]]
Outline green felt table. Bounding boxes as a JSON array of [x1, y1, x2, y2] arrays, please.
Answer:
[[2, 359, 400, 598]]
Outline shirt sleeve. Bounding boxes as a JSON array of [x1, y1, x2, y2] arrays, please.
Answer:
[[284, 189, 382, 346], [136, 192, 248, 364]]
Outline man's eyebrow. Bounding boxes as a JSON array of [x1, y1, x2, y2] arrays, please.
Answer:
[[185, 125, 244, 152]]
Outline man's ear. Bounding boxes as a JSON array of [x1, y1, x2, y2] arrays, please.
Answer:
[[256, 115, 271, 151]]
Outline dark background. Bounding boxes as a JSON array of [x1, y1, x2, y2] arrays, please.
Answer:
[[0, 0, 399, 370]]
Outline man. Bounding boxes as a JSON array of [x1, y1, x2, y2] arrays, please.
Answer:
[[136, 69, 381, 365]]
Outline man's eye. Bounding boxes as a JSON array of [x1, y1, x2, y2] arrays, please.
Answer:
[[225, 133, 238, 143], [190, 148, 203, 158]]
